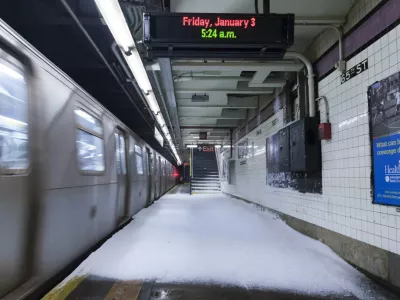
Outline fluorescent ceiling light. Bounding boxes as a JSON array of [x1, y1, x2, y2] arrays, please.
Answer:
[[94, 0, 182, 165], [215, 145, 221, 148], [124, 52, 153, 92], [94, 0, 134, 52], [186, 145, 198, 148]]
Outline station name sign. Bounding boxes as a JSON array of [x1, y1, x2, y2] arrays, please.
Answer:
[[143, 13, 294, 49]]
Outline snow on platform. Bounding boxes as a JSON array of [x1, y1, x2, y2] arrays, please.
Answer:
[[61, 191, 392, 298]]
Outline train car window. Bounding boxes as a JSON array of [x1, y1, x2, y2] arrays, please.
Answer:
[[134, 144, 143, 175], [0, 56, 29, 174], [134, 144, 142, 155], [75, 109, 103, 135], [74, 109, 105, 173], [115, 133, 127, 175]]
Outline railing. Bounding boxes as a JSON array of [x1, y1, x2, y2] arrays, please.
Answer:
[[189, 148, 193, 195]]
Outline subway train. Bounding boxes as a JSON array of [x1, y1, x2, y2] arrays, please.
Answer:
[[0, 19, 177, 298]]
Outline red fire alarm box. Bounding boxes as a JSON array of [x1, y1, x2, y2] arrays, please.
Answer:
[[318, 123, 331, 140]]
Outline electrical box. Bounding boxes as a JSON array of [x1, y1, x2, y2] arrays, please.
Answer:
[[278, 127, 290, 172], [289, 117, 321, 172], [266, 134, 279, 173], [266, 127, 290, 173], [318, 123, 332, 140], [199, 132, 207, 140], [228, 160, 236, 185]]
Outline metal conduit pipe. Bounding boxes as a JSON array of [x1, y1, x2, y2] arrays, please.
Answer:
[[111, 42, 179, 159], [316, 96, 330, 122], [111, 42, 154, 122], [284, 51, 316, 117], [152, 70, 180, 148], [112, 42, 180, 155], [328, 25, 344, 62], [295, 23, 345, 70], [60, 0, 176, 160], [59, 0, 153, 129]]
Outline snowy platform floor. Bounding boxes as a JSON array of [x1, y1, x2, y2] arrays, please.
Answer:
[[49, 186, 398, 299]]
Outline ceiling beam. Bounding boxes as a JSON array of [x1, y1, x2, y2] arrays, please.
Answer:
[[180, 116, 245, 120], [175, 89, 273, 94], [295, 16, 345, 25], [178, 104, 257, 109], [170, 62, 303, 72], [180, 126, 233, 129], [27, 17, 106, 26], [174, 76, 251, 82]]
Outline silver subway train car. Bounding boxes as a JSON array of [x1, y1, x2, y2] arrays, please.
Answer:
[[0, 19, 176, 298]]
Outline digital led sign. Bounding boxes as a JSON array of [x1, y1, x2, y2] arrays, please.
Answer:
[[143, 13, 294, 59]]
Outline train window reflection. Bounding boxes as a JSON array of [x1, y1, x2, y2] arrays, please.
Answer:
[[136, 153, 143, 175], [75, 109, 103, 135], [115, 133, 127, 175], [0, 57, 28, 172], [134, 144, 142, 155], [76, 129, 105, 172], [134, 143, 143, 175]]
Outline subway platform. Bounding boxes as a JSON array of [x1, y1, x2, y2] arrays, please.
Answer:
[[43, 186, 399, 300]]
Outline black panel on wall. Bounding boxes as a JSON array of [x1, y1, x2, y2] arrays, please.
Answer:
[[278, 127, 290, 172], [266, 117, 322, 194], [266, 134, 279, 173], [290, 117, 321, 172]]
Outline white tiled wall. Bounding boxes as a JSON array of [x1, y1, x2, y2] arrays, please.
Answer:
[[306, 0, 383, 62], [218, 24, 400, 255]]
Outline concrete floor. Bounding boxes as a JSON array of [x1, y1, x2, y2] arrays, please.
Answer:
[[45, 185, 399, 300], [58, 277, 364, 300]]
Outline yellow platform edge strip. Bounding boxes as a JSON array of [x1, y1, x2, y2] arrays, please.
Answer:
[[41, 275, 87, 300], [104, 280, 142, 300]]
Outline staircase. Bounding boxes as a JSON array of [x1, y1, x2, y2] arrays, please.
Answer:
[[191, 150, 221, 194]]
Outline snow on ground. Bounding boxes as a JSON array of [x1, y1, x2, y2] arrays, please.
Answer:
[[62, 191, 389, 298]]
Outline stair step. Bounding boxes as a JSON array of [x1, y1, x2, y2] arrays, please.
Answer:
[[192, 181, 220, 185], [192, 187, 221, 191]]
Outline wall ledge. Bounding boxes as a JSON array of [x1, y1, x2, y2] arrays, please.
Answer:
[[222, 191, 400, 293]]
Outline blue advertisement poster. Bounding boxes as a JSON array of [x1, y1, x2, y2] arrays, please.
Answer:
[[368, 71, 400, 206]]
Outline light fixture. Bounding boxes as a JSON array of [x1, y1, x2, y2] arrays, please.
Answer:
[[186, 145, 197, 148], [94, 0, 181, 165], [124, 53, 153, 93], [214, 145, 222, 148], [93, 0, 133, 51]]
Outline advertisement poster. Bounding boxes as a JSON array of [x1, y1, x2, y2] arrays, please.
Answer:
[[368, 71, 400, 206], [238, 138, 248, 159]]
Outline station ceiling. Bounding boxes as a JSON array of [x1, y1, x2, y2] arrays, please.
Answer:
[[0, 0, 356, 163], [0, 0, 177, 163]]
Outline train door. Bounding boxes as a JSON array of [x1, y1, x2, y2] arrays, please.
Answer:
[[115, 128, 128, 223], [161, 160, 166, 194], [146, 147, 153, 204], [0, 47, 31, 296], [158, 156, 161, 197]]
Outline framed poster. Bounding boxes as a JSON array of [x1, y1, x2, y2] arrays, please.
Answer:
[[238, 138, 248, 159], [368, 71, 400, 206]]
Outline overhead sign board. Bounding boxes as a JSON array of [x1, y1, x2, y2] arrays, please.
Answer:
[[143, 13, 294, 59]]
